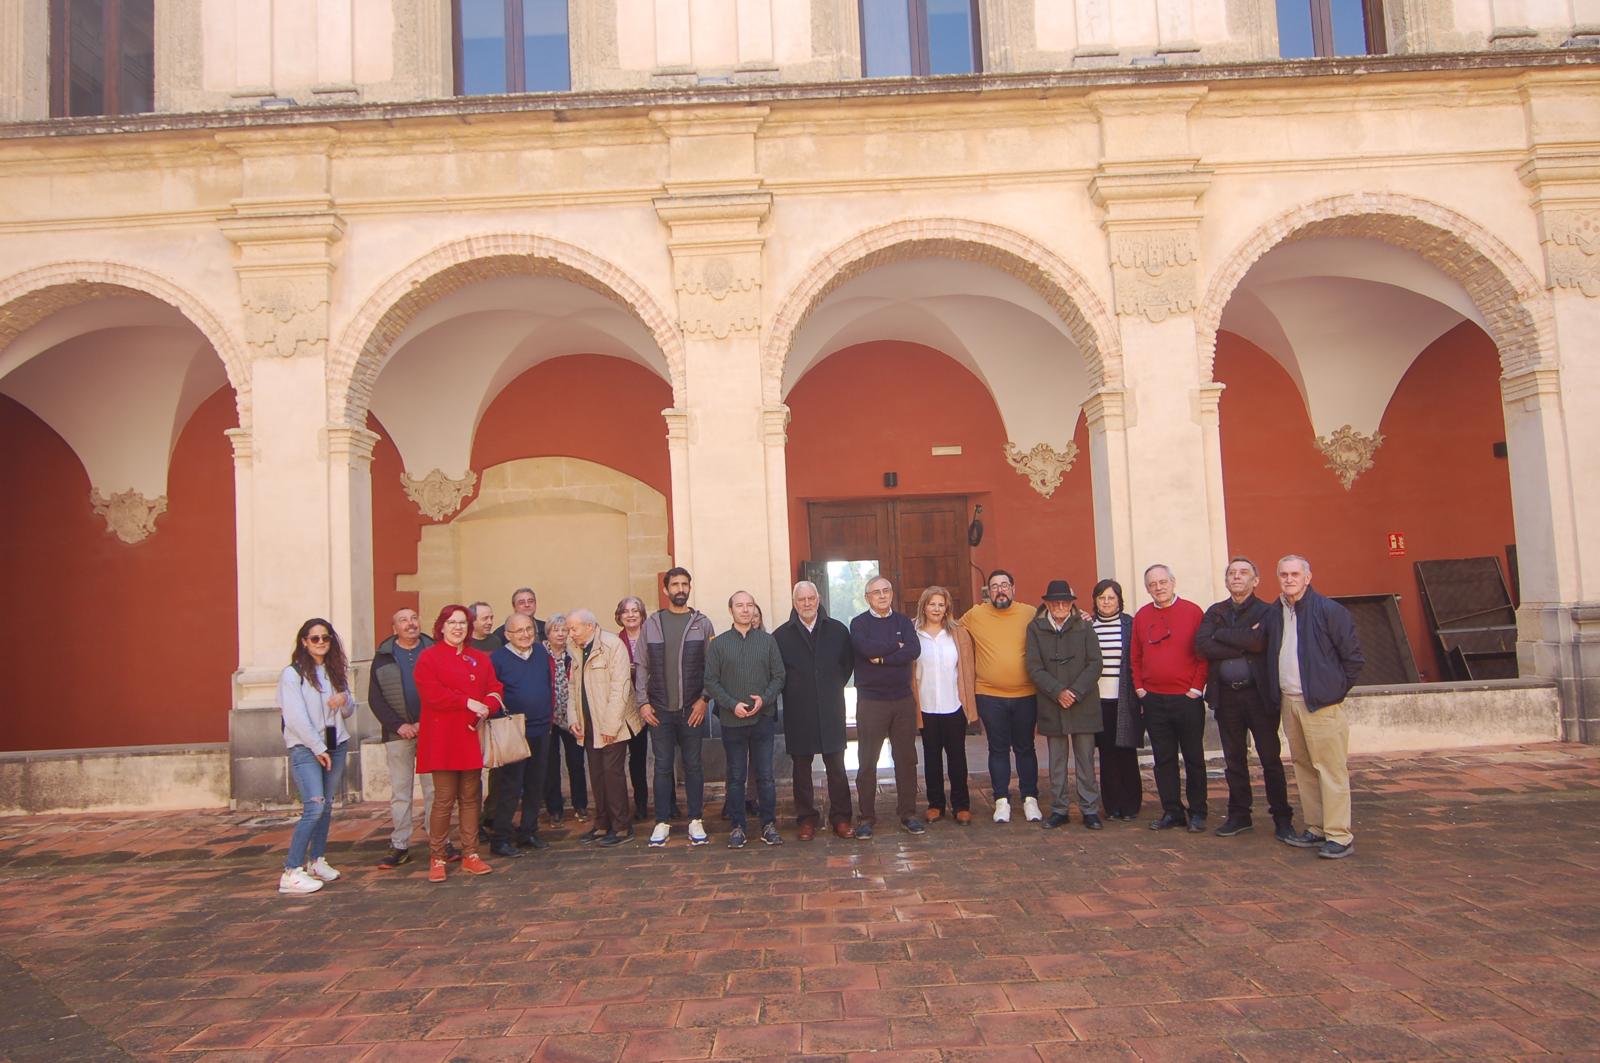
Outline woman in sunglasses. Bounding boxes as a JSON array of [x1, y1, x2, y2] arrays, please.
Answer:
[[414, 604, 506, 882], [276, 618, 357, 895]]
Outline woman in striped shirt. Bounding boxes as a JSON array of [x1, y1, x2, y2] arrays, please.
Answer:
[[1091, 580, 1144, 820]]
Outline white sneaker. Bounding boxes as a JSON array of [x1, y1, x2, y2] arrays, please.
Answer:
[[278, 868, 324, 895], [993, 798, 1011, 823], [1023, 796, 1043, 822], [306, 857, 341, 882], [687, 819, 708, 845], [649, 822, 671, 847]]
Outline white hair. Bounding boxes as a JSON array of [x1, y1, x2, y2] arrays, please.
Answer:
[[1277, 554, 1313, 574], [793, 580, 819, 597], [568, 608, 598, 627]]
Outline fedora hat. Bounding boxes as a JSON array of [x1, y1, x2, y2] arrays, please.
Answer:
[[1041, 579, 1075, 601]]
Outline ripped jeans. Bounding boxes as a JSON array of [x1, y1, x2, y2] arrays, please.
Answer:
[[286, 741, 347, 870]]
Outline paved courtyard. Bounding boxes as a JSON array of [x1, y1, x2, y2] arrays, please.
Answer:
[[1, 742, 1598, 1062]]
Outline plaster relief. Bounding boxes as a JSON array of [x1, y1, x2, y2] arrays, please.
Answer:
[[1544, 211, 1600, 297], [1004, 441, 1079, 499], [240, 276, 330, 359], [401, 468, 477, 520], [90, 488, 167, 544], [675, 255, 760, 339], [1315, 425, 1384, 490], [1110, 230, 1199, 322]]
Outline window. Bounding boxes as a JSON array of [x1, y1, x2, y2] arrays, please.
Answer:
[[453, 0, 571, 95], [50, 0, 154, 117], [1277, 0, 1385, 58], [860, 0, 980, 78]]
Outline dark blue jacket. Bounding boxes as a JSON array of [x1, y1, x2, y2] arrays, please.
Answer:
[[1263, 586, 1364, 711], [490, 643, 556, 737], [849, 610, 920, 701]]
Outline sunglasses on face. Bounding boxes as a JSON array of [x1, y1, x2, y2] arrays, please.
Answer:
[[306, 634, 331, 644]]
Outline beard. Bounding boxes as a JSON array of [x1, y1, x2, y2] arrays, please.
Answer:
[[992, 595, 1012, 609], [669, 592, 690, 607]]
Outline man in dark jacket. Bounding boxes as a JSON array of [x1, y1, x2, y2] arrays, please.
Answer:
[[705, 591, 787, 849], [635, 567, 717, 847], [1195, 557, 1293, 841], [487, 613, 557, 857], [774, 580, 856, 840], [850, 575, 925, 838], [1264, 554, 1364, 860], [369, 607, 434, 868], [1025, 580, 1103, 831]]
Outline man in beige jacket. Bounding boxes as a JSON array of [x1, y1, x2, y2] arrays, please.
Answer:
[[566, 608, 643, 847]]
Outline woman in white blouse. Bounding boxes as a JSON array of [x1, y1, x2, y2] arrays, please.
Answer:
[[912, 586, 978, 824], [276, 618, 357, 895]]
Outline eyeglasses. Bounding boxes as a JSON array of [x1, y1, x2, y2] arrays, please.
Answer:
[[305, 634, 331, 644]]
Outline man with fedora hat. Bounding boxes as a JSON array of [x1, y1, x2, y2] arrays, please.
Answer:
[[1025, 580, 1105, 830]]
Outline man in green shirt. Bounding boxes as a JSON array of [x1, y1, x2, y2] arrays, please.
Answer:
[[705, 591, 786, 849]]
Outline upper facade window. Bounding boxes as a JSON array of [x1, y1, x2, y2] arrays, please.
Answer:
[[1277, 0, 1386, 58], [454, 0, 571, 95], [50, 0, 154, 117], [860, 0, 981, 78]]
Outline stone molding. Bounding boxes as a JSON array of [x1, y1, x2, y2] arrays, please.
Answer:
[[401, 468, 477, 520], [1541, 210, 1600, 297], [1081, 386, 1131, 431], [1195, 192, 1553, 383], [219, 208, 345, 363], [1315, 424, 1384, 491], [760, 404, 790, 446], [90, 487, 167, 544], [1004, 440, 1080, 498], [1108, 229, 1200, 322], [0, 262, 250, 427], [323, 425, 381, 468], [1501, 365, 1563, 409], [655, 190, 771, 343], [328, 233, 686, 426], [763, 217, 1120, 404]]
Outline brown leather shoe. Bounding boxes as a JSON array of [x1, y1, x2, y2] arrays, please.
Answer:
[[926, 807, 943, 822], [460, 853, 493, 876], [954, 810, 972, 825], [832, 821, 856, 839], [798, 822, 817, 841]]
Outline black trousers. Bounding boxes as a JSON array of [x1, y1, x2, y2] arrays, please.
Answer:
[[1214, 685, 1293, 824], [544, 727, 588, 815], [920, 712, 970, 814], [628, 730, 650, 817], [1094, 698, 1143, 818], [1142, 692, 1208, 819], [792, 751, 852, 827], [490, 732, 551, 843]]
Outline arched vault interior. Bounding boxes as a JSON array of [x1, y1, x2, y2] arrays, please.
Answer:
[[782, 259, 1090, 449], [371, 275, 671, 478], [0, 294, 225, 498], [1219, 237, 1485, 435]]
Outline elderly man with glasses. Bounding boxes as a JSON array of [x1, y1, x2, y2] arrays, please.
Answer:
[[848, 575, 925, 838], [1132, 564, 1210, 833]]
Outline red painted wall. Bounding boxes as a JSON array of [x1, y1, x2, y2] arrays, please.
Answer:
[[0, 387, 238, 751], [785, 341, 1097, 610], [371, 354, 675, 628], [1216, 322, 1515, 679]]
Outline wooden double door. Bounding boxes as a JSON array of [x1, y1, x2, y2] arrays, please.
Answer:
[[806, 496, 973, 619]]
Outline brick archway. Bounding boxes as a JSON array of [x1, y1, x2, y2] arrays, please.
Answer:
[[328, 233, 685, 427], [0, 261, 250, 426], [1195, 193, 1553, 381], [762, 218, 1120, 405]]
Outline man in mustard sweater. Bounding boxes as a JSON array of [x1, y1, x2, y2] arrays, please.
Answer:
[[961, 569, 1041, 823]]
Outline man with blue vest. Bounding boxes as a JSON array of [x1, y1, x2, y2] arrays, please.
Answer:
[[487, 612, 557, 857]]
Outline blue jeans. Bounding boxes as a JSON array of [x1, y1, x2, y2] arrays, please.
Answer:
[[976, 694, 1038, 801], [287, 741, 347, 869], [721, 714, 776, 831], [652, 715, 705, 822]]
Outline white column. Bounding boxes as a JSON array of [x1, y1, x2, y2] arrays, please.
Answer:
[[761, 404, 793, 616]]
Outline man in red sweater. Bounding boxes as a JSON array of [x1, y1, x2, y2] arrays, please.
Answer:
[[1131, 564, 1210, 832]]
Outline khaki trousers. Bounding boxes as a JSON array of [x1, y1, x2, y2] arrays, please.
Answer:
[[1280, 693, 1352, 845]]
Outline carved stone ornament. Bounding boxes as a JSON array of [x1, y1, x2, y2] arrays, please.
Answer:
[[675, 255, 760, 340], [240, 275, 330, 358], [1314, 425, 1384, 491], [1544, 211, 1600, 297], [401, 468, 477, 520], [1003, 441, 1079, 499], [1109, 230, 1199, 323], [90, 488, 167, 544]]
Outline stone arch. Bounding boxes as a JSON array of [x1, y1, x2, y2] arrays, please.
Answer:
[[763, 218, 1121, 404], [329, 234, 685, 427], [0, 261, 250, 426], [1196, 193, 1553, 382]]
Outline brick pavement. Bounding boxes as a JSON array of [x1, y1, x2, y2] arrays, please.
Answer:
[[0, 742, 1597, 1062]]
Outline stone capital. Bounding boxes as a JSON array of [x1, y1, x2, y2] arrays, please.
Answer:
[[1194, 382, 1226, 426], [760, 404, 790, 447], [1082, 387, 1131, 432], [662, 407, 692, 445], [1501, 366, 1563, 409], [225, 427, 253, 467], [322, 425, 381, 468]]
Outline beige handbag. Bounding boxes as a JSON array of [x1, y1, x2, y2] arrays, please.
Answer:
[[480, 713, 531, 769]]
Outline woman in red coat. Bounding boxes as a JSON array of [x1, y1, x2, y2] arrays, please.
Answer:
[[415, 603, 505, 882]]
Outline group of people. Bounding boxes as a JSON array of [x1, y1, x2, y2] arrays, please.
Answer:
[[274, 552, 1365, 894]]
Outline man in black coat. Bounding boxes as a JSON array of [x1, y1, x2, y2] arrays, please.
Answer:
[[773, 580, 855, 840], [1194, 557, 1293, 842]]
